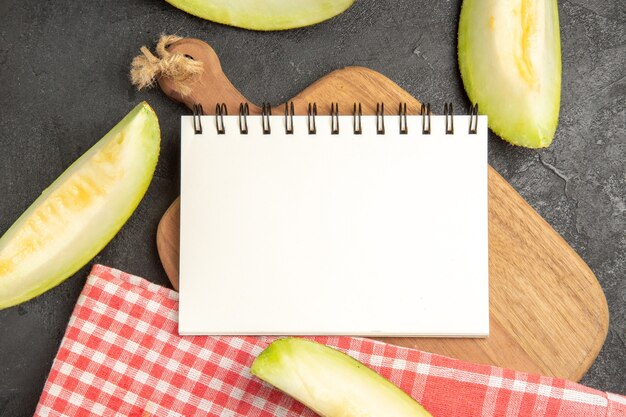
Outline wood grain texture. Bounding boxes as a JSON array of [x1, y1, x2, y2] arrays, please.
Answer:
[[156, 38, 608, 381]]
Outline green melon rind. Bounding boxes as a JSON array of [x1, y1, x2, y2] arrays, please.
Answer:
[[458, 0, 561, 148], [0, 102, 160, 309], [251, 338, 432, 417], [164, 0, 355, 31]]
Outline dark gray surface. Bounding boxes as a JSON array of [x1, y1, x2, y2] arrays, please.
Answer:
[[0, 0, 624, 415]]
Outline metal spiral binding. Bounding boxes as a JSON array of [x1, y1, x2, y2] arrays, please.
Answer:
[[399, 103, 408, 134], [261, 103, 272, 134], [307, 103, 317, 134], [376, 102, 385, 134], [239, 103, 249, 134], [192, 104, 203, 134], [215, 103, 227, 134], [421, 103, 431, 134], [331, 103, 340, 135], [468, 103, 479, 134], [190, 101, 478, 135], [285, 102, 294, 134], [353, 103, 362, 135], [444, 102, 454, 135]]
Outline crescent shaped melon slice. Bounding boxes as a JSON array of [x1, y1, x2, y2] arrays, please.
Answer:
[[252, 338, 433, 417], [458, 0, 561, 148], [0, 102, 160, 309], [164, 0, 355, 31]]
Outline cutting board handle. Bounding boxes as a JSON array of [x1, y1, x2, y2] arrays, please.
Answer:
[[159, 38, 258, 114], [158, 38, 423, 117]]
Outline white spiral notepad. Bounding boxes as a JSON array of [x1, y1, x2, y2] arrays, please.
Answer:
[[179, 105, 488, 337]]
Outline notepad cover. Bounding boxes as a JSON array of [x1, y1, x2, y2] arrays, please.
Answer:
[[179, 115, 488, 336]]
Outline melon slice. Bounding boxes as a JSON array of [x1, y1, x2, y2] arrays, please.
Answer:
[[0, 102, 160, 309], [251, 338, 433, 417], [165, 0, 355, 31], [458, 0, 561, 148]]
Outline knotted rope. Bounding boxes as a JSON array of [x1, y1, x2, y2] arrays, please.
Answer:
[[130, 35, 203, 96]]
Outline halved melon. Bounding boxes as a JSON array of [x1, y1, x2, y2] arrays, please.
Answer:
[[0, 102, 160, 309], [252, 338, 432, 417], [458, 0, 561, 148], [165, 0, 355, 31]]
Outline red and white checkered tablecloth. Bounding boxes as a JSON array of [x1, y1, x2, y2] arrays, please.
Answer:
[[35, 264, 625, 417]]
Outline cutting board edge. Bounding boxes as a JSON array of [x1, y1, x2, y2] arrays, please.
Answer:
[[487, 169, 609, 380]]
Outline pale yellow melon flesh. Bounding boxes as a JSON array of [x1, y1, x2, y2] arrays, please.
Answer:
[[458, 0, 561, 148], [165, 0, 355, 31], [0, 102, 160, 309]]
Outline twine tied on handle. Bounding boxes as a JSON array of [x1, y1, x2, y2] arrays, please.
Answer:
[[130, 35, 203, 96]]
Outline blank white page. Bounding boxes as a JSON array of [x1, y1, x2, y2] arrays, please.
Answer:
[[179, 114, 488, 336]]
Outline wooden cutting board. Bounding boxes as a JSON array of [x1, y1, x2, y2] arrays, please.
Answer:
[[154, 38, 608, 381]]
